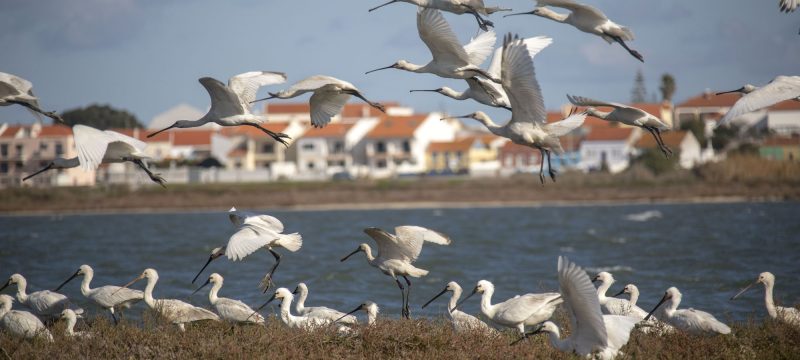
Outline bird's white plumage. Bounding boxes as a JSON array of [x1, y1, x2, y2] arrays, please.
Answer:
[[201, 77, 248, 120], [502, 35, 545, 126], [61, 309, 91, 338], [593, 272, 648, 319], [732, 272, 800, 327], [63, 265, 143, 320], [537, 0, 607, 23], [294, 283, 357, 324], [202, 274, 264, 324], [2, 274, 81, 319], [126, 269, 218, 330], [366, 226, 451, 263], [225, 208, 301, 261], [463, 31, 497, 67], [649, 287, 730, 335], [0, 71, 48, 121], [434, 282, 496, 334], [568, 95, 670, 130], [228, 71, 287, 109], [780, 0, 799, 12], [418, 8, 477, 67], [462, 280, 561, 334], [272, 288, 333, 330], [72, 125, 147, 172], [718, 76, 800, 126], [487, 36, 552, 79], [0, 295, 52, 341]]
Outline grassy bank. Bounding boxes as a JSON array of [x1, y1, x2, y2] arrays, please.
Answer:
[[2, 315, 799, 359]]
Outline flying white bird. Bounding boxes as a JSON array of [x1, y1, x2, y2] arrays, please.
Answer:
[[336, 301, 380, 326], [505, 0, 643, 62], [0, 295, 52, 342], [341, 226, 451, 319], [54, 264, 143, 324], [22, 124, 166, 187], [731, 272, 800, 327], [368, 0, 511, 31], [645, 287, 731, 336], [0, 273, 82, 320], [567, 95, 673, 157], [444, 34, 587, 184], [366, 8, 499, 83], [780, 0, 799, 12], [191, 207, 302, 292], [147, 71, 291, 146], [192, 273, 265, 325], [411, 36, 552, 110], [0, 71, 63, 123], [254, 288, 333, 330], [291, 283, 357, 324], [454, 280, 561, 337], [591, 272, 648, 318], [521, 257, 638, 360], [422, 281, 497, 334], [715, 76, 800, 127], [60, 309, 91, 338], [251, 75, 385, 128], [117, 268, 219, 331]]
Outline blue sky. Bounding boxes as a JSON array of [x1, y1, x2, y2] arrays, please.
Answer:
[[1, 0, 798, 126]]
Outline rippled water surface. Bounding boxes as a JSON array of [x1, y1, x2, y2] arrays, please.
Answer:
[[1, 202, 798, 323]]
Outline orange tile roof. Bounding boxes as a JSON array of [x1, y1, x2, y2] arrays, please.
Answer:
[[303, 123, 353, 138], [172, 130, 214, 146], [584, 127, 633, 141], [428, 137, 474, 152], [341, 102, 398, 118], [37, 125, 72, 137], [366, 114, 428, 139], [636, 131, 690, 148], [0, 125, 23, 138], [264, 103, 310, 114], [767, 100, 800, 111], [221, 124, 288, 138], [678, 92, 740, 108], [763, 136, 800, 147]]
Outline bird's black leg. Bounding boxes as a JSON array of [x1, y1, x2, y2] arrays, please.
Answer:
[[510, 330, 536, 346], [612, 35, 644, 62], [261, 249, 282, 293], [347, 90, 386, 113], [546, 150, 557, 182], [645, 127, 669, 158], [129, 158, 167, 188], [395, 278, 408, 319], [463, 5, 492, 31], [8, 100, 63, 124], [403, 276, 412, 319], [110, 310, 118, 325], [538, 148, 546, 185], [245, 123, 291, 148], [654, 128, 673, 157]]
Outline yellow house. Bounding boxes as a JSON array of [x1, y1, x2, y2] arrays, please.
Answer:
[[426, 135, 503, 174]]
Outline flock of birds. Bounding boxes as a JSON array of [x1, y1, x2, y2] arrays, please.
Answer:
[[1, 0, 799, 358]]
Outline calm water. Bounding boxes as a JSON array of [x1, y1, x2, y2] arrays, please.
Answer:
[[1, 202, 798, 324]]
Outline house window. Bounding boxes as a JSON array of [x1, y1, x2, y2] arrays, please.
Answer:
[[375, 141, 386, 153], [302, 143, 315, 151], [15, 144, 23, 156], [376, 160, 387, 168], [307, 162, 315, 169], [0, 163, 7, 173], [39, 143, 48, 151], [15, 161, 23, 170], [234, 161, 242, 169], [332, 141, 344, 153], [262, 143, 274, 153], [54, 142, 63, 156], [0, 144, 7, 157], [402, 140, 411, 153], [516, 154, 524, 166], [431, 152, 438, 165]]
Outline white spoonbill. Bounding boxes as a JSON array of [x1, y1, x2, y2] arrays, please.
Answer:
[[255, 288, 332, 330], [444, 34, 587, 184], [0, 273, 82, 320], [368, 0, 511, 31], [410, 36, 552, 110], [645, 287, 730, 336], [612, 283, 674, 334], [520, 257, 638, 359], [715, 76, 800, 127], [251, 75, 385, 128], [0, 295, 52, 342], [591, 272, 648, 318], [0, 72, 64, 123], [60, 309, 91, 338], [54, 264, 143, 324], [422, 281, 496, 334], [118, 268, 219, 331], [567, 95, 672, 157], [340, 226, 451, 319], [191, 207, 302, 292], [192, 273, 265, 325], [337, 301, 380, 326], [780, 0, 799, 12], [366, 8, 499, 83], [291, 283, 357, 324], [731, 272, 800, 327], [147, 71, 291, 146], [22, 124, 166, 187], [505, 0, 643, 62], [454, 280, 562, 337]]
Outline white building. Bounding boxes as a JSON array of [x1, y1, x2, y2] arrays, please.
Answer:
[[634, 130, 703, 169], [578, 127, 640, 173], [295, 119, 379, 179]]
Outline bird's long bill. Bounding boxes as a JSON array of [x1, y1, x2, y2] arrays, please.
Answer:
[[54, 270, 80, 292], [340, 249, 360, 262], [254, 293, 278, 313], [590, 275, 600, 283], [22, 164, 53, 181], [365, 65, 395, 75], [421, 288, 448, 309], [453, 288, 477, 310], [409, 89, 439, 93], [191, 255, 217, 284], [335, 306, 362, 323], [503, 10, 536, 18], [715, 87, 744, 96], [0, 280, 10, 293], [644, 293, 669, 321], [368, 0, 398, 12], [147, 123, 177, 138], [731, 281, 758, 300], [112, 274, 144, 295], [441, 114, 472, 121], [250, 94, 277, 104], [612, 289, 626, 298], [191, 278, 211, 296]]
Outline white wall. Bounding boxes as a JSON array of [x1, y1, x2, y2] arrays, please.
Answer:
[[579, 141, 631, 173]]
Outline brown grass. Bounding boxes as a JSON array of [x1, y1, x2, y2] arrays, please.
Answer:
[[2, 313, 799, 359]]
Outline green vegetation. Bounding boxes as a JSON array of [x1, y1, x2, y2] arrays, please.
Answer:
[[660, 74, 676, 102], [633, 148, 679, 175], [61, 104, 142, 129]]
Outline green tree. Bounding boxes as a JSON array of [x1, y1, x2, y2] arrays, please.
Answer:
[[61, 104, 142, 129], [634, 148, 678, 175], [680, 119, 707, 148], [631, 69, 647, 103], [659, 74, 676, 102]]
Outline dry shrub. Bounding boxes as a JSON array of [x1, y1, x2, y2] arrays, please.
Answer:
[[696, 155, 800, 183]]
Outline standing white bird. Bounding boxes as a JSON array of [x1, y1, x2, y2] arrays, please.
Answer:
[[251, 75, 385, 128], [410, 36, 553, 110], [780, 0, 799, 12], [0, 295, 52, 341], [422, 281, 497, 334], [567, 95, 673, 157], [454, 280, 562, 337], [444, 34, 587, 184], [366, 8, 499, 83], [191, 207, 302, 292], [22, 124, 166, 187], [645, 287, 731, 336], [147, 71, 291, 146], [254, 288, 332, 330], [291, 283, 357, 324], [0, 72, 63, 123], [54, 264, 143, 324], [192, 273, 265, 325], [60, 309, 91, 338], [715, 76, 800, 127], [506, 0, 643, 62], [336, 301, 381, 326], [612, 284, 641, 308], [611, 283, 675, 334], [591, 272, 648, 318], [340, 226, 451, 319], [0, 273, 82, 320], [522, 257, 638, 360], [731, 272, 800, 327], [368, 0, 511, 31], [117, 268, 219, 331]]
